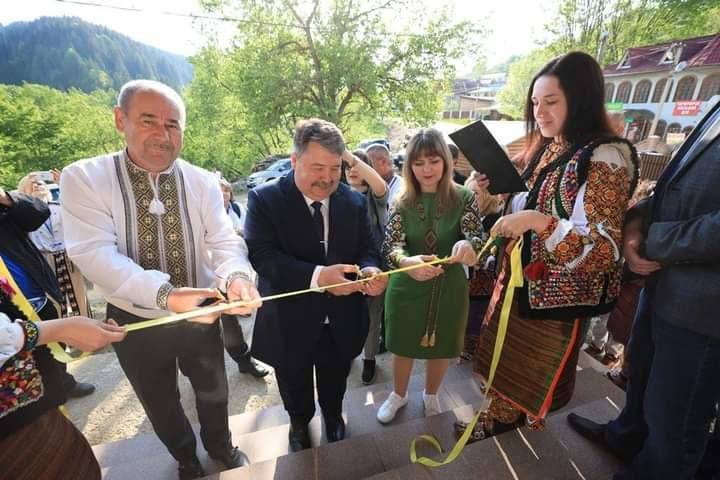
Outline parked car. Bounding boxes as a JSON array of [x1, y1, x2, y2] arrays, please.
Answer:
[[392, 153, 404, 171], [48, 183, 60, 202], [246, 158, 292, 189], [358, 138, 390, 151]]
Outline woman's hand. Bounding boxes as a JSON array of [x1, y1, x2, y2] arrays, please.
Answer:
[[449, 240, 477, 266], [467, 172, 490, 194], [491, 211, 552, 239], [400, 255, 444, 282], [41, 317, 127, 351]]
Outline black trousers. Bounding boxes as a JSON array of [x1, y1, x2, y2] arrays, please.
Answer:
[[108, 304, 232, 462], [220, 313, 249, 361], [275, 324, 352, 426]]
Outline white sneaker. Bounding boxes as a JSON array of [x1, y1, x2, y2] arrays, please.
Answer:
[[377, 391, 409, 424], [423, 390, 441, 417]]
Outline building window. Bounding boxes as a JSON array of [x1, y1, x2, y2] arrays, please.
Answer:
[[651, 79, 667, 103], [616, 81, 632, 103], [632, 80, 652, 103], [617, 52, 631, 69], [605, 83, 615, 102], [673, 76, 697, 101], [654, 120, 667, 137], [698, 74, 720, 101], [659, 48, 675, 65], [667, 122, 682, 134]]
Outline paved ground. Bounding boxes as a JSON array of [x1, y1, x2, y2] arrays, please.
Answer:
[[67, 292, 422, 446]]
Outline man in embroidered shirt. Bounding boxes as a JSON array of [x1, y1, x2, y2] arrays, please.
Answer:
[[60, 80, 261, 480]]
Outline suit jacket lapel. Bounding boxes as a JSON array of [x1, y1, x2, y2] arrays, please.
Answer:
[[327, 187, 345, 261], [668, 108, 720, 184], [280, 172, 327, 261]]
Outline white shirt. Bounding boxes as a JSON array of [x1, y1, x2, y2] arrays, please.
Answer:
[[303, 195, 329, 290], [29, 202, 65, 253], [0, 313, 23, 368], [227, 201, 246, 237], [60, 151, 253, 318], [386, 174, 403, 209]]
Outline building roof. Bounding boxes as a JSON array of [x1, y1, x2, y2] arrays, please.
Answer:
[[604, 33, 720, 76]]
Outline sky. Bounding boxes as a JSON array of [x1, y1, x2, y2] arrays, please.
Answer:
[[1, 0, 557, 73]]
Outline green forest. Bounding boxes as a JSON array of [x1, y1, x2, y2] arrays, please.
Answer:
[[0, 16, 193, 93]]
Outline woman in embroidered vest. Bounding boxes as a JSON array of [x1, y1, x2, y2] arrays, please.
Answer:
[[0, 186, 127, 479], [454, 51, 639, 442], [376, 128, 484, 424]]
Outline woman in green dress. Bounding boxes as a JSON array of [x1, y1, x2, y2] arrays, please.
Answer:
[[377, 128, 484, 424]]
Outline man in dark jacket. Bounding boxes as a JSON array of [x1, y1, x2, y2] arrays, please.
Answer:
[[0, 187, 95, 398], [245, 119, 387, 452], [568, 101, 720, 479]]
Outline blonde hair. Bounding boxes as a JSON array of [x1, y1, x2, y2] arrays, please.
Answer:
[[17, 175, 34, 195], [396, 128, 459, 212], [17, 174, 51, 203]]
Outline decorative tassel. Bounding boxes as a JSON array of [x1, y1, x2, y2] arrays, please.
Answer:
[[428, 332, 436, 347], [420, 333, 429, 347], [149, 197, 166, 215], [523, 260, 548, 282]]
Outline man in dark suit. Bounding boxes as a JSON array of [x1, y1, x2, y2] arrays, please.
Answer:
[[568, 100, 720, 479], [245, 118, 388, 452]]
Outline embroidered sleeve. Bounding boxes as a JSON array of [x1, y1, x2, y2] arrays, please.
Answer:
[[540, 146, 632, 272], [460, 189, 485, 254], [382, 207, 408, 269]]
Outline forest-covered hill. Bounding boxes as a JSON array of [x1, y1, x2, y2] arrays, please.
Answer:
[[0, 16, 193, 92]]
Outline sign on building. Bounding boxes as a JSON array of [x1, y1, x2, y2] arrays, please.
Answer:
[[673, 101, 703, 116]]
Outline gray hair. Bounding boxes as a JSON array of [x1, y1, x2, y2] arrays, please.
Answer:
[[365, 143, 391, 159], [116, 79, 186, 125], [293, 118, 345, 157]]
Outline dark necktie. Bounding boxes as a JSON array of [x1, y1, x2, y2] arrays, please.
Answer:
[[311, 201, 324, 250]]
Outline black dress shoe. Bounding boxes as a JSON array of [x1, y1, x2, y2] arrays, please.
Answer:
[[567, 413, 607, 444], [289, 424, 312, 452], [325, 416, 346, 443], [361, 359, 377, 385], [178, 456, 205, 480], [236, 354, 269, 378], [209, 446, 249, 469], [66, 382, 96, 398]]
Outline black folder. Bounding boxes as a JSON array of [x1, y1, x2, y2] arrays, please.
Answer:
[[449, 120, 527, 194]]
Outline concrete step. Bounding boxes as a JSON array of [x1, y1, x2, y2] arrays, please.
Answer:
[[94, 353, 622, 480], [199, 364, 625, 480], [203, 394, 622, 480], [94, 361, 479, 480]]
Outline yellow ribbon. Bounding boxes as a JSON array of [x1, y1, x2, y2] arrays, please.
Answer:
[[0, 257, 88, 364], [410, 237, 524, 467], [125, 256, 454, 332]]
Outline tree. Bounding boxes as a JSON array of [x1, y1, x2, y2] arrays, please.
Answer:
[[186, 0, 483, 170], [546, 0, 720, 64], [0, 84, 122, 189]]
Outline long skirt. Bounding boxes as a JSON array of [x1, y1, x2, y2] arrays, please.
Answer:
[[0, 408, 100, 480], [473, 254, 582, 422]]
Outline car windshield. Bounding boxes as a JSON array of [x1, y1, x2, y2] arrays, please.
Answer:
[[270, 159, 290, 171]]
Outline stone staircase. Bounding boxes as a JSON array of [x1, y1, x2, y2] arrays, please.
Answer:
[[93, 353, 626, 480]]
